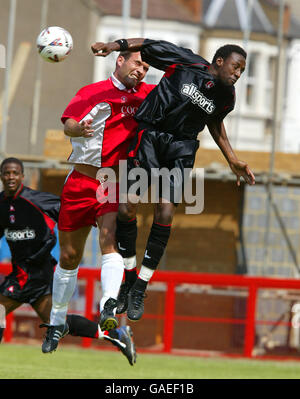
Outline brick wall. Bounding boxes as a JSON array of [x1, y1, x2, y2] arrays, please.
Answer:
[[243, 184, 300, 277]]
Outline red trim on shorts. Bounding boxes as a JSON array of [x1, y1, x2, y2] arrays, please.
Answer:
[[16, 265, 28, 290]]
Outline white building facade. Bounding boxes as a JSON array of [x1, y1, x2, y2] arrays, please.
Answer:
[[93, 15, 201, 86]]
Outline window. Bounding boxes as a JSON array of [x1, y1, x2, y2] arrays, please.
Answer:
[[266, 56, 276, 112], [245, 52, 258, 108]]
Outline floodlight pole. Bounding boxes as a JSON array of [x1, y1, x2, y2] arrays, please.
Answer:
[[1, 0, 17, 156]]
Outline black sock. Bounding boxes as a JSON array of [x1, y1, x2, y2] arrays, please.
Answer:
[[133, 278, 148, 292], [116, 217, 137, 258], [125, 268, 138, 285], [0, 327, 4, 343], [66, 314, 98, 338], [142, 222, 171, 269]]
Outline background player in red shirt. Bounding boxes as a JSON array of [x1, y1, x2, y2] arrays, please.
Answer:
[[0, 157, 136, 366], [43, 51, 155, 353]]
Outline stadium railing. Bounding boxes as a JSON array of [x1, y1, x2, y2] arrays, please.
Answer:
[[1, 262, 300, 359]]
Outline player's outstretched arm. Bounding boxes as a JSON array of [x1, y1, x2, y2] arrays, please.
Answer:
[[91, 38, 145, 57], [207, 118, 255, 186]]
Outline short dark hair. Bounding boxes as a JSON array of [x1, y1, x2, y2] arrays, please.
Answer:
[[0, 157, 24, 173], [118, 51, 132, 60], [212, 44, 247, 64]]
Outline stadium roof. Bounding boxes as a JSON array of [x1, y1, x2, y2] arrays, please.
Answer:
[[202, 0, 300, 38], [93, 0, 199, 24], [93, 0, 300, 39]]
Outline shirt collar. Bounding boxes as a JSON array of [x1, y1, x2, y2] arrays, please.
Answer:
[[4, 183, 24, 200], [110, 73, 138, 93]]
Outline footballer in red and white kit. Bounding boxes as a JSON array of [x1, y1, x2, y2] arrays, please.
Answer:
[[63, 73, 155, 168], [44, 52, 155, 354], [58, 73, 155, 231]]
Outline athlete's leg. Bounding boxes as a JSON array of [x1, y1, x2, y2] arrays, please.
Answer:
[[115, 201, 140, 314], [0, 293, 22, 342], [50, 226, 91, 326], [42, 227, 90, 354], [32, 294, 52, 323], [130, 135, 196, 302], [138, 199, 175, 287], [96, 212, 124, 330], [116, 202, 139, 281], [127, 200, 176, 321], [66, 314, 136, 365]]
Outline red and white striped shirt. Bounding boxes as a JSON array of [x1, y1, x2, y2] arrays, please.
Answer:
[[61, 75, 155, 167]]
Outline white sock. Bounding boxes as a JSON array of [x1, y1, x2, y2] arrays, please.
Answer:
[[100, 252, 124, 313], [50, 264, 79, 325], [0, 304, 6, 328], [124, 255, 136, 270], [139, 265, 155, 282]]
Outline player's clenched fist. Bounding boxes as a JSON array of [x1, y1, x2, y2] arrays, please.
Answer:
[[79, 119, 94, 137], [91, 42, 119, 57]]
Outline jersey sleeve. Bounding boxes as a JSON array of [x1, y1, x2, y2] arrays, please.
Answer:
[[61, 86, 93, 124], [141, 39, 204, 72], [214, 88, 236, 121], [145, 83, 156, 94], [31, 191, 61, 223]]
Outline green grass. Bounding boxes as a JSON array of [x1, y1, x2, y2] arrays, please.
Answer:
[[1, 343, 300, 379]]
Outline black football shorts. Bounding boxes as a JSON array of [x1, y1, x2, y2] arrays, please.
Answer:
[[125, 124, 199, 204], [0, 257, 56, 305]]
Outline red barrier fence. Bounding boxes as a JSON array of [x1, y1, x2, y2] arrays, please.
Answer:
[[1, 262, 300, 358]]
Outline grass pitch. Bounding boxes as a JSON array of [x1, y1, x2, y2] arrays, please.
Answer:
[[1, 343, 300, 379]]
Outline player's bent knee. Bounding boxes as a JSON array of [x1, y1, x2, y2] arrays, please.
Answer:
[[118, 203, 136, 221], [59, 250, 81, 269], [154, 204, 175, 225]]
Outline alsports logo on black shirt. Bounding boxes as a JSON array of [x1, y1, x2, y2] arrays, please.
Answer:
[[181, 83, 215, 114], [5, 228, 36, 241]]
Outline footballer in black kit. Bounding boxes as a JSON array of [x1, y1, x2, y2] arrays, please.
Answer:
[[134, 39, 236, 138], [92, 38, 256, 323], [126, 40, 238, 199], [0, 183, 59, 304], [0, 158, 137, 366]]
